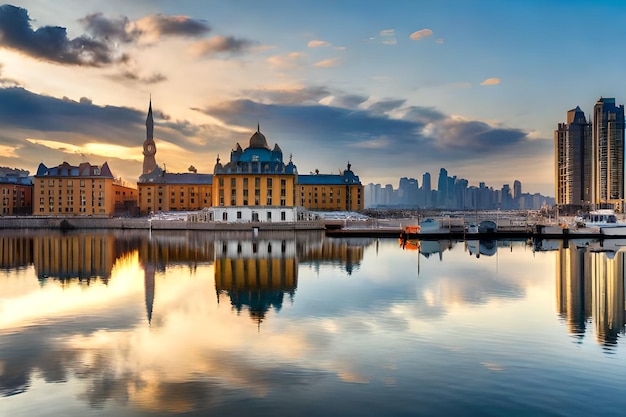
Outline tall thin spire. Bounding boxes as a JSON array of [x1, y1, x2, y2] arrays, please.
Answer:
[[257, 121, 260, 133], [146, 95, 154, 140]]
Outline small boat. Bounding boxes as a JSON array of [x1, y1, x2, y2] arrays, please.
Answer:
[[466, 223, 479, 234], [478, 220, 497, 234], [419, 218, 442, 233], [574, 209, 622, 228]]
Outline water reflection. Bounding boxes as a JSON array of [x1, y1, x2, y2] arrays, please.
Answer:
[[1, 232, 626, 416], [555, 240, 626, 348]]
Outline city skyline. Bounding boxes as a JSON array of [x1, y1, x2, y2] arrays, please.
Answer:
[[3, 1, 626, 196]]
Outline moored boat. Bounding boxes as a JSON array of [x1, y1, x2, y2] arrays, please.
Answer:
[[574, 209, 622, 228]]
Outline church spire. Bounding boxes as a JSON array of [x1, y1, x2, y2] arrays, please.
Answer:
[[146, 95, 154, 140]]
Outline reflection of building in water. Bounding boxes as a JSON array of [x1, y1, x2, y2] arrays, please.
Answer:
[[0, 234, 33, 270], [214, 235, 297, 325], [33, 233, 116, 283], [299, 237, 370, 275], [555, 245, 591, 338], [556, 245, 625, 347], [590, 251, 625, 346]]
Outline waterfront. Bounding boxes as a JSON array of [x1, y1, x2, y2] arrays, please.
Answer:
[[1, 230, 626, 416]]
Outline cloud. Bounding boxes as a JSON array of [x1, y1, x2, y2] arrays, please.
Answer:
[[197, 89, 550, 180], [307, 40, 331, 48], [109, 70, 167, 84], [313, 58, 339, 67], [132, 14, 211, 43], [480, 77, 501, 86], [190, 36, 255, 57], [380, 29, 395, 37], [0, 5, 127, 67], [409, 29, 433, 40], [79, 12, 135, 43], [436, 38, 444, 44], [267, 52, 306, 69]]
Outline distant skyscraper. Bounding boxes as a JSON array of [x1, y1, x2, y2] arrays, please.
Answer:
[[554, 106, 592, 206], [593, 97, 624, 206], [437, 168, 448, 208], [513, 180, 522, 201]]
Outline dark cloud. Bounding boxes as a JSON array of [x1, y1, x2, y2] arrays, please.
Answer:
[[402, 105, 446, 123], [0, 87, 142, 136], [139, 14, 211, 38], [79, 13, 134, 43], [110, 70, 167, 84], [366, 98, 406, 115], [0, 5, 127, 66], [80, 12, 211, 43], [198, 92, 550, 176], [191, 36, 255, 57]]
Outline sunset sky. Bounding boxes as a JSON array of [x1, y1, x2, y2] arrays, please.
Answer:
[[1, 0, 625, 196]]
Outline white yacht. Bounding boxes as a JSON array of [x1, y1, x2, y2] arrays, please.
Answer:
[[574, 209, 621, 228]]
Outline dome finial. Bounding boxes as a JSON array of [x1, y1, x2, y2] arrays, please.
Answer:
[[257, 121, 260, 133]]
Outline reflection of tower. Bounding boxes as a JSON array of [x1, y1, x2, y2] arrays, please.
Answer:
[[555, 245, 590, 338], [214, 238, 297, 327], [590, 251, 625, 346], [142, 99, 157, 175], [144, 263, 155, 325]]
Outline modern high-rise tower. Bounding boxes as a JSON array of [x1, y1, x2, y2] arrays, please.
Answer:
[[593, 97, 624, 206], [554, 106, 592, 206]]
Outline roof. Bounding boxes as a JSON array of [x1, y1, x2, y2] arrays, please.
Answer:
[[139, 171, 213, 185], [35, 162, 115, 178], [298, 173, 360, 185]]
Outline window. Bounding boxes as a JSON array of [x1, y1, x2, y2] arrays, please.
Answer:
[[281, 179, 286, 186], [219, 178, 224, 186], [222, 212, 228, 221], [252, 212, 259, 222], [243, 178, 248, 187], [255, 177, 260, 187], [267, 178, 272, 187], [267, 212, 272, 221], [280, 211, 286, 221], [237, 211, 242, 219]]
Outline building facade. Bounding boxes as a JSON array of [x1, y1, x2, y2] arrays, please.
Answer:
[[137, 102, 363, 215], [593, 97, 624, 208], [554, 106, 592, 207], [0, 167, 32, 215], [297, 164, 362, 211], [34, 161, 137, 216]]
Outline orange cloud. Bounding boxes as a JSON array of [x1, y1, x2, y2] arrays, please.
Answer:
[[313, 58, 339, 68], [409, 29, 433, 40], [480, 77, 501, 86], [308, 40, 331, 48]]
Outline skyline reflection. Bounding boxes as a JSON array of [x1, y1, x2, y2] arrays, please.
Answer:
[[555, 241, 626, 347], [1, 232, 625, 416]]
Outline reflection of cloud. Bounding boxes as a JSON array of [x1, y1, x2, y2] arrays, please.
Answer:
[[480, 77, 501, 86], [409, 28, 433, 40]]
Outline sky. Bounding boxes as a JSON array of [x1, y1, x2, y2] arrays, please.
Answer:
[[2, 1, 626, 196]]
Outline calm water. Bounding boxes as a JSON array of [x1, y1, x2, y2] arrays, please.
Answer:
[[1, 230, 625, 416]]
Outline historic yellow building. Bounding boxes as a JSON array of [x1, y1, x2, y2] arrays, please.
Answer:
[[137, 101, 363, 215], [34, 161, 137, 216]]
